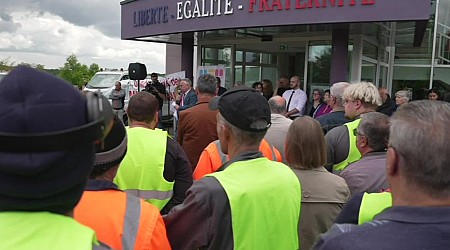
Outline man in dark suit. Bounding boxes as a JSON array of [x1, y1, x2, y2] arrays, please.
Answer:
[[175, 78, 198, 112], [174, 78, 198, 140]]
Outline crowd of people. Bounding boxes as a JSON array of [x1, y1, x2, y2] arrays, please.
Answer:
[[1, 66, 450, 250]]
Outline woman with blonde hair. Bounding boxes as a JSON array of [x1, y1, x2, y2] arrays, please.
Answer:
[[285, 116, 349, 250]]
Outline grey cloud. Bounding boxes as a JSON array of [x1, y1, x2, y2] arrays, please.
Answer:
[[0, 11, 12, 21], [56, 28, 67, 36], [2, 0, 121, 38], [0, 10, 21, 32]]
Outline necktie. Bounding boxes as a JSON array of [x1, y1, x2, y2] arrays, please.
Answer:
[[286, 90, 295, 111], [180, 93, 185, 106]]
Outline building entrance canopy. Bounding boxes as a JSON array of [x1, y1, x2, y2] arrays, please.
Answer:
[[121, 0, 430, 40]]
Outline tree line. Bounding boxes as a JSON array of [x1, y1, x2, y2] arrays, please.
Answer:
[[0, 54, 100, 89]]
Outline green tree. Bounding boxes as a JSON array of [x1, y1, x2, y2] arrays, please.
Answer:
[[46, 69, 61, 76], [0, 57, 15, 71], [35, 64, 45, 71], [18, 62, 46, 71], [309, 47, 332, 85], [89, 63, 100, 76], [59, 54, 98, 88]]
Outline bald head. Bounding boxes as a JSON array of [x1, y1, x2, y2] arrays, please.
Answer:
[[379, 87, 390, 102], [268, 96, 287, 114]]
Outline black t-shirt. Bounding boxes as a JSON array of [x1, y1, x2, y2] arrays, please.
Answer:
[[144, 81, 166, 110], [276, 87, 289, 96]]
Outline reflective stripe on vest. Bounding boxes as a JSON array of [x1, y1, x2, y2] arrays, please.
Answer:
[[358, 192, 392, 224], [123, 193, 141, 249], [271, 145, 277, 161], [0, 212, 97, 250], [115, 128, 174, 210], [125, 189, 174, 201], [332, 119, 362, 172], [260, 139, 279, 162], [208, 158, 301, 249], [75, 189, 168, 250]]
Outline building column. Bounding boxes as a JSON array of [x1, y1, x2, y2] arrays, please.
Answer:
[[351, 35, 363, 83], [330, 25, 350, 84], [182, 32, 194, 80]]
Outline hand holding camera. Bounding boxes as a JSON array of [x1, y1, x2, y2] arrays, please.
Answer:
[[145, 84, 159, 95]]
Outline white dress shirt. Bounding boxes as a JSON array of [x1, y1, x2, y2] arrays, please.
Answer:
[[282, 88, 307, 117]]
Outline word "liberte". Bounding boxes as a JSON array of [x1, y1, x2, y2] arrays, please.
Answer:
[[177, 0, 233, 20], [249, 0, 375, 12], [134, 6, 169, 27]]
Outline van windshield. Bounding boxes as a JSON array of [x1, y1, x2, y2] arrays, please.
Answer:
[[86, 73, 122, 88]]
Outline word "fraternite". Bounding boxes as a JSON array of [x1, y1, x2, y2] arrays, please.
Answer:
[[177, 0, 233, 20], [249, 0, 375, 12]]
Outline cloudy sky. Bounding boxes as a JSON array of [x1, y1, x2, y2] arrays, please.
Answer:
[[0, 0, 166, 72]]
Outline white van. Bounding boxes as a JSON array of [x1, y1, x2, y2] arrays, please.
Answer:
[[84, 71, 148, 108], [84, 71, 149, 124]]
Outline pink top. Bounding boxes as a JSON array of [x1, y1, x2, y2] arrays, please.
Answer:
[[314, 104, 332, 118]]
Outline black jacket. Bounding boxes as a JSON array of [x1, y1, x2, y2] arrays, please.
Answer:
[[377, 98, 397, 116]]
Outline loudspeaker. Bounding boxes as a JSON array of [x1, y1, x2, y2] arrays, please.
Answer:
[[128, 63, 147, 80], [0, 91, 114, 152]]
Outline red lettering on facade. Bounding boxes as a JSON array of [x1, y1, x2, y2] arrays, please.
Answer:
[[296, 0, 307, 9], [272, 0, 283, 10], [249, 0, 257, 12], [260, 0, 274, 11], [248, 0, 373, 13], [286, 0, 291, 10], [362, 0, 375, 5]]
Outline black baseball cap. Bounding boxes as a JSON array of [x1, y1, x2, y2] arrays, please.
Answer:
[[209, 86, 271, 132]]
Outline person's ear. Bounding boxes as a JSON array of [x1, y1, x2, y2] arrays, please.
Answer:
[[331, 95, 337, 105], [222, 123, 231, 140], [360, 135, 368, 148], [354, 99, 363, 109], [386, 147, 399, 177], [149, 111, 158, 129]]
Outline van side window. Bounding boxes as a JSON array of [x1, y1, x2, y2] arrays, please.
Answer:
[[121, 75, 130, 80]]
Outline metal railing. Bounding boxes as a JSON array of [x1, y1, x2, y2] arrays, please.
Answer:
[[437, 23, 450, 64]]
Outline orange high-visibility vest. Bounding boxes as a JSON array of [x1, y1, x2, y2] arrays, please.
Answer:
[[193, 139, 282, 180], [74, 189, 171, 250]]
